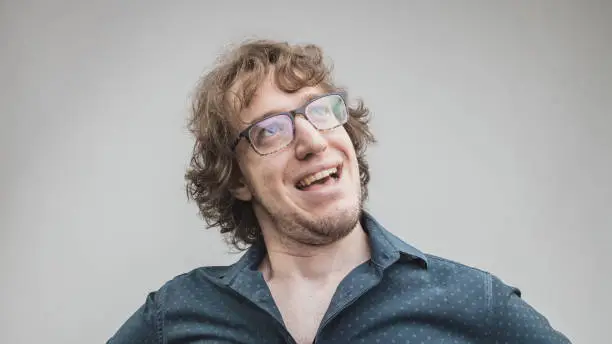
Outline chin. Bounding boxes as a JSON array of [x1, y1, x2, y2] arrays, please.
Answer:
[[296, 199, 361, 244], [258, 178, 362, 245]]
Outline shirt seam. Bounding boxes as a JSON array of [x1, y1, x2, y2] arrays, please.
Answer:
[[426, 255, 489, 275], [156, 290, 165, 344], [427, 255, 495, 338], [484, 272, 494, 337]]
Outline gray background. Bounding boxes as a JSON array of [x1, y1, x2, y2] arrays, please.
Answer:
[[1, 1, 610, 343]]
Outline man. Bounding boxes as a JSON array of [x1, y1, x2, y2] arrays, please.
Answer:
[[108, 40, 571, 343]]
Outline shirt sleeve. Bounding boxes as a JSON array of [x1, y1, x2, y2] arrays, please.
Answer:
[[106, 292, 162, 344], [489, 275, 572, 343]]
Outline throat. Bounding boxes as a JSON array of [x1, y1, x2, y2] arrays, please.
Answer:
[[259, 222, 371, 281], [267, 278, 338, 344]]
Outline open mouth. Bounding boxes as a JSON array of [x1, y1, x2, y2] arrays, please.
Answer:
[[296, 165, 342, 191]]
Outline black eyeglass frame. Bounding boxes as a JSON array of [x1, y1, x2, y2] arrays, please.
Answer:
[[230, 92, 349, 156]]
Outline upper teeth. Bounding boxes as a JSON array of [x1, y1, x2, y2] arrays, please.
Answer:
[[298, 167, 337, 188]]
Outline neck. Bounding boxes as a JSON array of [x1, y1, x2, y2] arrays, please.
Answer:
[[258, 221, 371, 282]]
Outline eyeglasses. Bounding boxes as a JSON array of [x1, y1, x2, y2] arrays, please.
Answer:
[[231, 93, 349, 156]]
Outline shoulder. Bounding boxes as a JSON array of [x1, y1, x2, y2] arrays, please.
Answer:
[[122, 265, 237, 327], [153, 264, 234, 303], [416, 253, 521, 309], [422, 253, 504, 287], [106, 264, 243, 343]]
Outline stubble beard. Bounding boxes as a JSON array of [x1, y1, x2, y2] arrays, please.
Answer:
[[253, 189, 363, 248]]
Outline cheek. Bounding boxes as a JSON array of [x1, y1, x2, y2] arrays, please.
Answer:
[[336, 130, 360, 180], [335, 129, 359, 161], [261, 170, 278, 189], [249, 160, 287, 193]]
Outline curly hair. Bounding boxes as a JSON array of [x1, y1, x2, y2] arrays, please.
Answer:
[[185, 39, 376, 250]]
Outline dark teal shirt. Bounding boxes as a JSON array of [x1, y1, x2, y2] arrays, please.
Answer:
[[108, 213, 571, 343]]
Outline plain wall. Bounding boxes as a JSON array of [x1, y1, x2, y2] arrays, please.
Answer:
[[1, 1, 610, 343]]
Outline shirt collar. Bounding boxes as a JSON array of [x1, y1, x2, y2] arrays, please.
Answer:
[[361, 210, 428, 269], [222, 211, 428, 284]]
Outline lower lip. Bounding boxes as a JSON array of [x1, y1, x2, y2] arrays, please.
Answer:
[[300, 175, 337, 191]]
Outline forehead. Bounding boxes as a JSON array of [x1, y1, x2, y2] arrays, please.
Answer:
[[236, 74, 325, 129]]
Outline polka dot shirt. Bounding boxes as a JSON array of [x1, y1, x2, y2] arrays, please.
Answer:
[[107, 212, 571, 343]]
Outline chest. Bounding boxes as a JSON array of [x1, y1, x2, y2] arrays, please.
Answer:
[[162, 287, 487, 344], [162, 269, 490, 344], [268, 281, 338, 344]]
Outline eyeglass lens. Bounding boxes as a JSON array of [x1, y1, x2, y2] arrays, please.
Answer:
[[248, 94, 348, 154]]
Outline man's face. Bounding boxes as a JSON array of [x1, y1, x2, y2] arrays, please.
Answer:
[[232, 75, 362, 246]]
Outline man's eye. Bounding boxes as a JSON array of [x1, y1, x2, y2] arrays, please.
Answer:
[[309, 105, 330, 116], [260, 125, 281, 137]]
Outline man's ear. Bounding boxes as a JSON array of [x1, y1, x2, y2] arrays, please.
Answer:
[[230, 177, 253, 201]]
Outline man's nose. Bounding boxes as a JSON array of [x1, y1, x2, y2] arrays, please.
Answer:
[[293, 115, 327, 160]]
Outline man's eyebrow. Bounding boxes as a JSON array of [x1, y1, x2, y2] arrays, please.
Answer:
[[250, 92, 323, 123]]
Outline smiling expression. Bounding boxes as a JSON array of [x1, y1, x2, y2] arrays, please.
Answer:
[[231, 73, 362, 246]]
